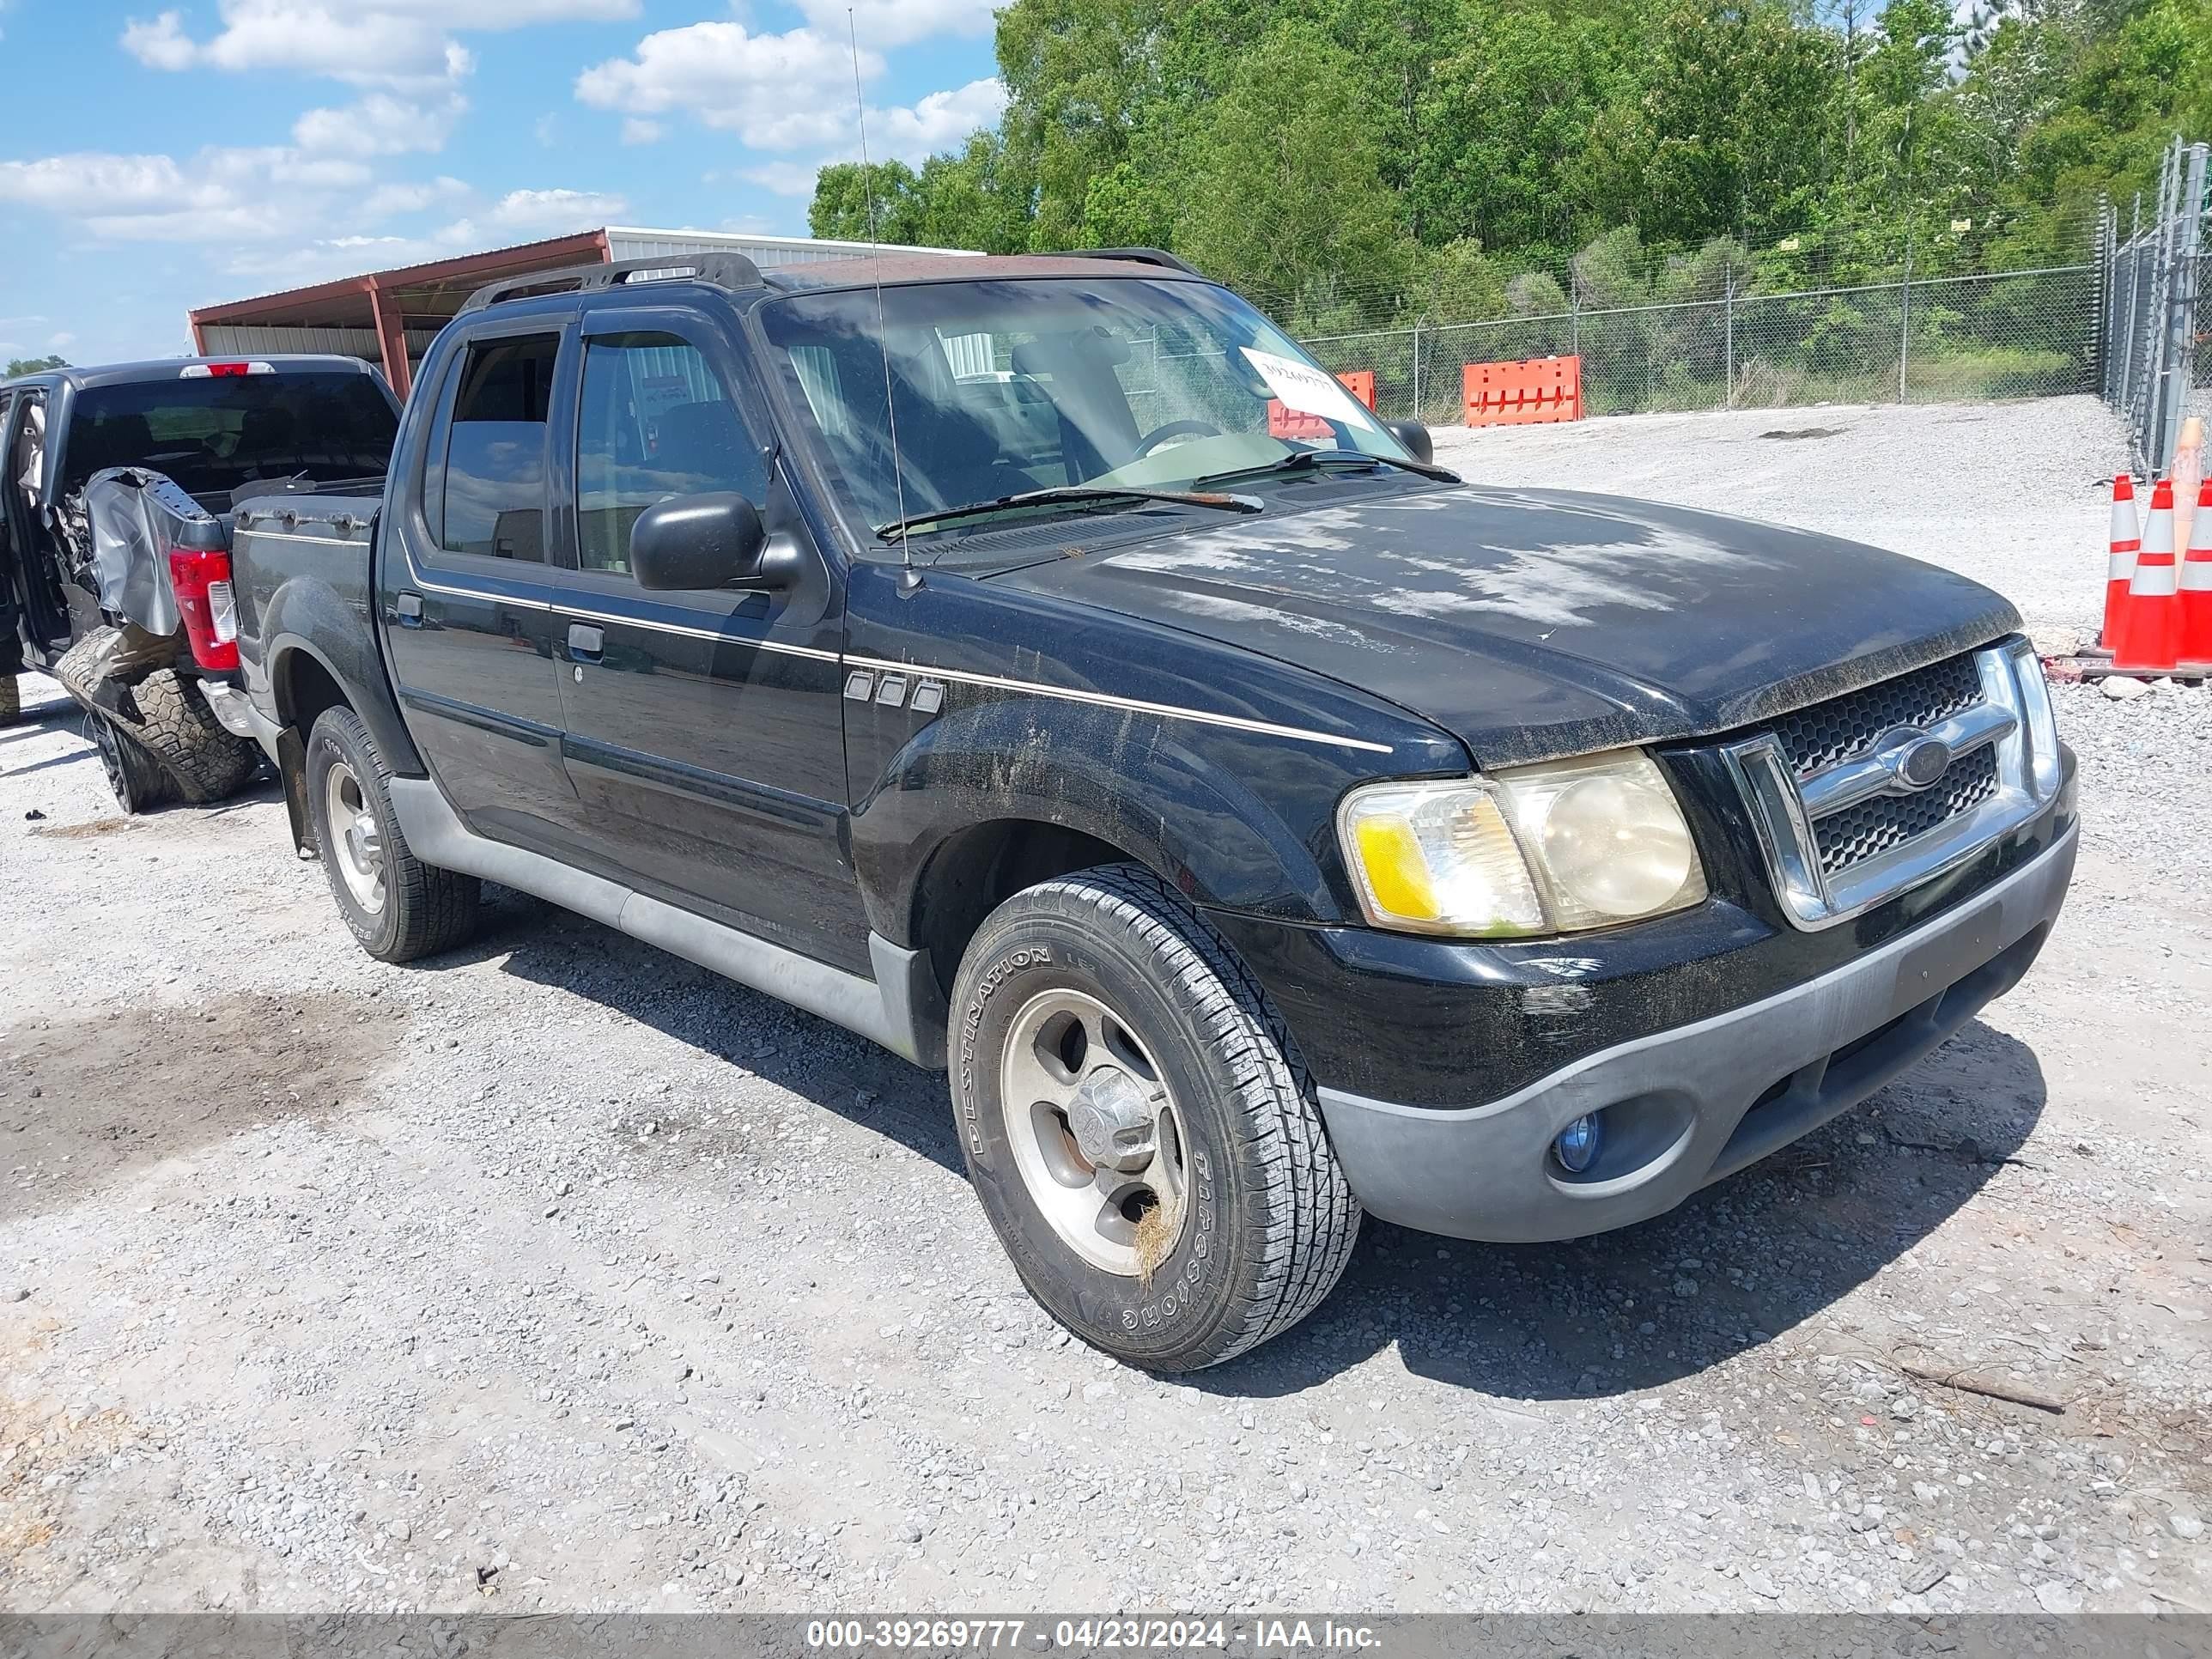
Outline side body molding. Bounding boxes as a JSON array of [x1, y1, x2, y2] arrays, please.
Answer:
[[387, 776, 948, 1068]]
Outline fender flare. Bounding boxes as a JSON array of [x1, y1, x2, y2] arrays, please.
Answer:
[[260, 575, 423, 775], [849, 690, 1356, 948]]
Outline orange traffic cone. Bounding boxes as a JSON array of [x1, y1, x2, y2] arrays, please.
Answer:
[[2181, 477, 2212, 672], [2113, 478, 2180, 673], [2103, 473, 2141, 653]]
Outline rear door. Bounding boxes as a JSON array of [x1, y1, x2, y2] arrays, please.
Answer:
[[377, 315, 577, 851], [543, 309, 866, 971]]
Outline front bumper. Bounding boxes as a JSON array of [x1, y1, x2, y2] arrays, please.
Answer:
[[1308, 817, 2076, 1243]]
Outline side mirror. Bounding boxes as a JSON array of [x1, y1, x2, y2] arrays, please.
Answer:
[[1386, 421, 1434, 465], [630, 492, 778, 591]]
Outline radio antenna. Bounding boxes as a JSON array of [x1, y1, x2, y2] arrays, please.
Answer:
[[848, 10, 917, 591]]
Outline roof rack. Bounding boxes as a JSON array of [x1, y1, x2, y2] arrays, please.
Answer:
[[459, 252, 768, 315], [1036, 247, 1204, 278]]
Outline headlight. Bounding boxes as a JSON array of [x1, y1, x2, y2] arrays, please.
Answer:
[[1339, 750, 1707, 939]]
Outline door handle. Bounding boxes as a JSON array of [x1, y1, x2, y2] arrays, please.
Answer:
[[567, 623, 605, 663], [394, 592, 423, 627]]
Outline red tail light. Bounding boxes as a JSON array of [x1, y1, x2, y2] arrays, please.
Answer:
[[167, 546, 240, 671]]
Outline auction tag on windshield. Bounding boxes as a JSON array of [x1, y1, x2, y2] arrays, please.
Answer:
[[1240, 347, 1382, 432]]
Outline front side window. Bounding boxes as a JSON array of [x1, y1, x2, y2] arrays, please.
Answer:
[[441, 334, 557, 562], [758, 276, 1411, 557], [575, 333, 764, 576]]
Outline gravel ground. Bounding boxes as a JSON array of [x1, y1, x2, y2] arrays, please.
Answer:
[[1432, 395, 2126, 647], [3, 400, 2209, 1618]]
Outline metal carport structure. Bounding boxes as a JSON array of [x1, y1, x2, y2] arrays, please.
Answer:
[[188, 227, 971, 399]]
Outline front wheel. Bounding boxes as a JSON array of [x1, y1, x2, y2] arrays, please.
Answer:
[[951, 864, 1360, 1371], [305, 705, 480, 963]]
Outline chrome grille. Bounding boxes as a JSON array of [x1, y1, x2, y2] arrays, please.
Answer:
[[1814, 744, 2002, 872], [1723, 639, 2063, 929], [1766, 653, 1985, 777]]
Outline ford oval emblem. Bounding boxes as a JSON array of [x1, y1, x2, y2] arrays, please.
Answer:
[[1893, 735, 1954, 790]]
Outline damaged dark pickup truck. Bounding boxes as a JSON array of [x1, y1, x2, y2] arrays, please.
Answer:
[[225, 250, 2077, 1370], [0, 356, 398, 809]]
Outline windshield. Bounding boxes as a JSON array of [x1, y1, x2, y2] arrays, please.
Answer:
[[757, 277, 1410, 551], [62, 370, 400, 501]]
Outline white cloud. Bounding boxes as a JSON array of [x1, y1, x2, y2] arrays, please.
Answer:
[[0, 146, 616, 257], [619, 118, 664, 146], [741, 161, 823, 198], [791, 0, 996, 49], [872, 77, 1006, 163], [48, 331, 76, 349], [121, 11, 198, 69], [293, 91, 466, 155], [362, 175, 470, 217], [574, 22, 879, 150], [122, 0, 633, 88], [484, 187, 627, 231]]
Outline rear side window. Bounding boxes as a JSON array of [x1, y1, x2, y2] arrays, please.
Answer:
[[575, 333, 765, 576], [61, 371, 397, 501], [440, 335, 558, 562]]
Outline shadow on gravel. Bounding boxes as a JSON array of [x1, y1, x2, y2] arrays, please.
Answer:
[[1, 744, 94, 783], [1194, 1018, 2048, 1401], [407, 887, 2049, 1398], [481, 896, 969, 1178], [0, 705, 89, 746]]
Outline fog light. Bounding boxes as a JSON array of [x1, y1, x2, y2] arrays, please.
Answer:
[[1554, 1114, 1603, 1175]]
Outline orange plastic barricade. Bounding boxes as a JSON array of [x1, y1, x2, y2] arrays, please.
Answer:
[[1267, 369, 1376, 440], [1462, 356, 1582, 427]]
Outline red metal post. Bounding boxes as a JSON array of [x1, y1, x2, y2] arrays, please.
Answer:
[[368, 278, 411, 400]]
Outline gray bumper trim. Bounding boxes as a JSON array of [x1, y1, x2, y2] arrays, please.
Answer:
[[386, 776, 946, 1069], [201, 680, 283, 763], [1316, 821, 2077, 1243]]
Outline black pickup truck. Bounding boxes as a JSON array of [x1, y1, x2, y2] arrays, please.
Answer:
[[226, 249, 2077, 1370], [1, 355, 398, 808]]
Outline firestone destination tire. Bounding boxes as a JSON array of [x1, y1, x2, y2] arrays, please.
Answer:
[[305, 704, 481, 963], [951, 863, 1361, 1371]]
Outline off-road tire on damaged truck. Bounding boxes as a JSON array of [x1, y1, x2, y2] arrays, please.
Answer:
[[0, 357, 399, 810], [228, 250, 2078, 1370]]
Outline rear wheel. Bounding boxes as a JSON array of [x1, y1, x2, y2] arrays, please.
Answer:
[[305, 704, 480, 963], [90, 709, 167, 814], [951, 864, 1361, 1371], [131, 670, 258, 805]]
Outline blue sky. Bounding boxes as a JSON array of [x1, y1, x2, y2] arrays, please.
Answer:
[[0, 0, 1005, 365]]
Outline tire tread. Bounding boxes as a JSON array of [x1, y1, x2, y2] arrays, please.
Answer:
[[985, 863, 1361, 1368], [309, 705, 480, 962]]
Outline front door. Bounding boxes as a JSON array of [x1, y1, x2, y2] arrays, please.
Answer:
[[378, 318, 575, 851], [544, 313, 866, 971]]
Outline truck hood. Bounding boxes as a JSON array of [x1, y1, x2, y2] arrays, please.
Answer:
[[982, 484, 2021, 768]]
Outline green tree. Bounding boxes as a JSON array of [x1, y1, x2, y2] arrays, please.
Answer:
[[1174, 23, 1409, 322], [1584, 0, 1837, 246], [6, 355, 67, 377], [1413, 8, 1627, 256], [808, 161, 925, 245]]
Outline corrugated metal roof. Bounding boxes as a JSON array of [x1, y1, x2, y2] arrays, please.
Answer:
[[605, 226, 976, 267]]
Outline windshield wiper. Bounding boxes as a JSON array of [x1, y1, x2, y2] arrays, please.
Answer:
[[1194, 448, 1461, 488], [875, 485, 1262, 542]]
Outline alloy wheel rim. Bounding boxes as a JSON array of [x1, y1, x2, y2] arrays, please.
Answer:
[[324, 762, 386, 915], [998, 987, 1189, 1277]]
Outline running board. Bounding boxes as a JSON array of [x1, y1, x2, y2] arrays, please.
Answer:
[[386, 778, 946, 1069]]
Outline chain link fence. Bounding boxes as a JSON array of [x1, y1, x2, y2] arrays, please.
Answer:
[[1294, 264, 2101, 425], [1252, 204, 2112, 427], [2101, 137, 2210, 475]]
